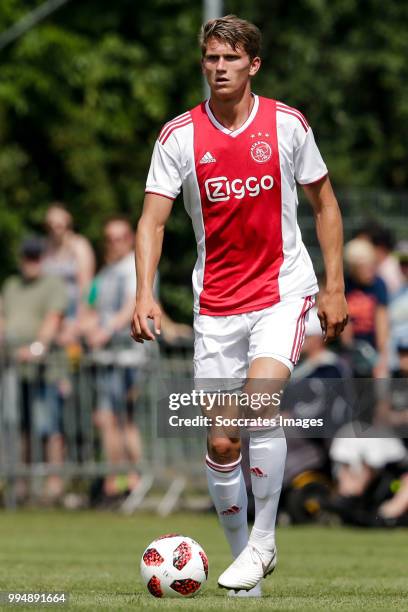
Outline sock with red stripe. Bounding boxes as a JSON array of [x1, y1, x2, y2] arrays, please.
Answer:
[[206, 455, 248, 558], [249, 427, 287, 551]]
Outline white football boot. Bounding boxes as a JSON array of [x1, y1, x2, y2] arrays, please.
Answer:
[[228, 582, 263, 597], [218, 543, 277, 591]]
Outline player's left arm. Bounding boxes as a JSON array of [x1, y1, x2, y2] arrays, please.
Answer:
[[302, 175, 348, 341]]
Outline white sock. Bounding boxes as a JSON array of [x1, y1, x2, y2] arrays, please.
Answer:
[[249, 427, 287, 551], [206, 455, 248, 558]]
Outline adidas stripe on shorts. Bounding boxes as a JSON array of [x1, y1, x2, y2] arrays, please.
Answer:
[[194, 295, 315, 388]]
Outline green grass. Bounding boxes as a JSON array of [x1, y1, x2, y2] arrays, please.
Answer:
[[0, 510, 407, 611]]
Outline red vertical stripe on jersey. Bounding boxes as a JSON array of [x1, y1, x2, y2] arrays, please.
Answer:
[[191, 97, 284, 316]]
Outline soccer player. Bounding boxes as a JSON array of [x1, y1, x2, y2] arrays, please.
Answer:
[[132, 15, 348, 596]]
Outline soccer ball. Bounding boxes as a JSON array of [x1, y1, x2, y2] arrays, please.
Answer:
[[140, 534, 208, 598]]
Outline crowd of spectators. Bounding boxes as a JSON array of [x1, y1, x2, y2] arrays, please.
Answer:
[[282, 221, 408, 526], [0, 210, 406, 523], [0, 203, 191, 507]]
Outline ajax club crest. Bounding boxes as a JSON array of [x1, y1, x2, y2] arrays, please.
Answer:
[[250, 135, 272, 164]]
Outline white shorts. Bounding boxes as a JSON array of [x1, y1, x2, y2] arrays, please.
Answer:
[[194, 295, 315, 385]]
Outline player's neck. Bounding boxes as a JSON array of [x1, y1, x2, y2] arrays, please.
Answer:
[[208, 88, 255, 132]]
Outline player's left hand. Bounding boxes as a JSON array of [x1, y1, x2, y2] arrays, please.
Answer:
[[317, 289, 348, 342]]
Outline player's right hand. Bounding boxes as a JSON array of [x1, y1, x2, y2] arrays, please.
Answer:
[[131, 295, 162, 343]]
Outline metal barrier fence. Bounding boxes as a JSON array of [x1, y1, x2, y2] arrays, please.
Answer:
[[0, 342, 207, 513], [2, 339, 407, 523], [298, 188, 408, 274]]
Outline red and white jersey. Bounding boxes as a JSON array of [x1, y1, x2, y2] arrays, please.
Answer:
[[146, 95, 327, 316]]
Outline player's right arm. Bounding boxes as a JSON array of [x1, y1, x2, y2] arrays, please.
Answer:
[[132, 117, 185, 343], [132, 194, 174, 342]]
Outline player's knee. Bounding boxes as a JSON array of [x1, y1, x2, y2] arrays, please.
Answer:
[[208, 437, 241, 463]]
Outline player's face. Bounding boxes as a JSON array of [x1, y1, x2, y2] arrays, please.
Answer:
[[202, 38, 261, 99]]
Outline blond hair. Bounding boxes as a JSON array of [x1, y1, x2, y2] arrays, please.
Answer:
[[344, 239, 376, 267], [200, 14, 262, 60]]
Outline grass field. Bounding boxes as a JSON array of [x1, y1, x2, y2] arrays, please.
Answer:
[[0, 510, 407, 611]]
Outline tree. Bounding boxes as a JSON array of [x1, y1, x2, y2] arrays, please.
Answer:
[[227, 0, 408, 189]]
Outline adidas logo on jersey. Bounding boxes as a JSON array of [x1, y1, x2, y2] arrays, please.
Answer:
[[199, 151, 216, 164]]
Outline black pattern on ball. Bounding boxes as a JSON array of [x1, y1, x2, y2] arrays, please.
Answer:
[[170, 579, 201, 595], [143, 548, 164, 566], [173, 541, 192, 570], [199, 550, 208, 578], [147, 575, 163, 597], [156, 533, 180, 540]]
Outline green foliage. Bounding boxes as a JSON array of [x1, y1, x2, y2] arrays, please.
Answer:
[[0, 1, 407, 320], [0, 1, 202, 320], [227, 0, 408, 189]]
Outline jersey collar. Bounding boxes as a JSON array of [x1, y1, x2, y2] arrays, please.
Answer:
[[205, 94, 259, 138]]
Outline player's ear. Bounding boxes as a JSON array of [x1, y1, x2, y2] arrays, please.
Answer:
[[249, 56, 261, 77]]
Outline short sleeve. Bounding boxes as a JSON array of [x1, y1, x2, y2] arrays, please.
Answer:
[[294, 126, 328, 185], [145, 136, 182, 200]]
